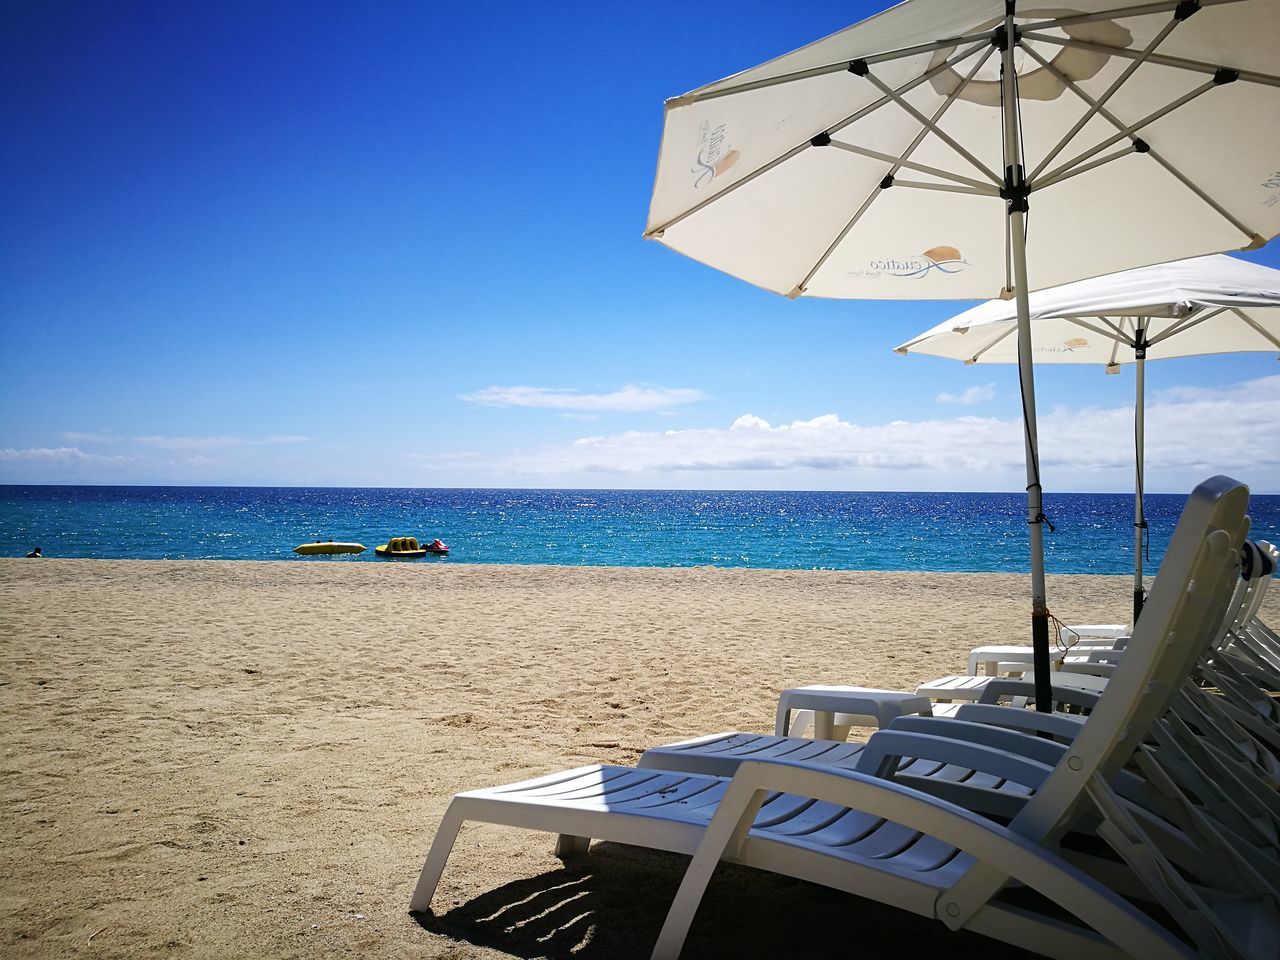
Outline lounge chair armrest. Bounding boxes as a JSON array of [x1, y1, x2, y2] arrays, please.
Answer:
[[978, 679, 1101, 711], [882, 715, 1070, 766], [657, 757, 1193, 957], [1061, 624, 1130, 640], [1059, 661, 1116, 678], [854, 729, 1057, 791], [952, 702, 1086, 741]]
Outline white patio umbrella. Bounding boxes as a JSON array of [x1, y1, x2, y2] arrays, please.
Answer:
[[896, 253, 1280, 621], [645, 0, 1279, 711]]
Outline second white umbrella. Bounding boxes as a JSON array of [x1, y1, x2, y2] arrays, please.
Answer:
[[896, 253, 1280, 620]]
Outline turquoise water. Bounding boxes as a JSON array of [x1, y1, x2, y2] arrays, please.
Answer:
[[2, 485, 1277, 574]]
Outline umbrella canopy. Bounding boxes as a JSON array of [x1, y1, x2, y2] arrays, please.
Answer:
[[646, 1, 1278, 299], [645, 0, 1280, 711], [896, 254, 1280, 363], [897, 253, 1280, 620]]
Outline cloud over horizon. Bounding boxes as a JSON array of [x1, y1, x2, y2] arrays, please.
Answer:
[[440, 375, 1280, 489], [133, 435, 309, 450], [6, 377, 1278, 491], [460, 384, 706, 413], [0, 446, 132, 464]]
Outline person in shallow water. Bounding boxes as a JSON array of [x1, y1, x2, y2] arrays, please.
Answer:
[[25, 546, 42, 558]]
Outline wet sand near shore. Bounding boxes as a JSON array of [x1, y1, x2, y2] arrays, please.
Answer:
[[4, 558, 1271, 959]]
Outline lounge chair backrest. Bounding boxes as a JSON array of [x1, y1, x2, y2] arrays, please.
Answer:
[[1019, 476, 1248, 839], [940, 477, 1249, 923]]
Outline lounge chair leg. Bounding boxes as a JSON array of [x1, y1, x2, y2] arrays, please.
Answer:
[[555, 833, 590, 859], [409, 804, 466, 913], [652, 777, 767, 960], [787, 709, 814, 737], [813, 711, 835, 740]]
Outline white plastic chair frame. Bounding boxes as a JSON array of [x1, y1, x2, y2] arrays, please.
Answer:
[[410, 478, 1258, 959]]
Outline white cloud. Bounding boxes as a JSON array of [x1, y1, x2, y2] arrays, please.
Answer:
[[510, 412, 1013, 475], [0, 446, 130, 464], [460, 384, 705, 413], [936, 383, 996, 405], [453, 375, 1280, 491], [134, 434, 308, 450]]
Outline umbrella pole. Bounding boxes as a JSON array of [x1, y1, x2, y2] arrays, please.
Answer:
[[1002, 6, 1052, 714], [1133, 331, 1147, 622]]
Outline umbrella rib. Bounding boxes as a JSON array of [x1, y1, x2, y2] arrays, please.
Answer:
[[666, 32, 996, 106], [788, 44, 998, 297], [1133, 149, 1265, 247], [827, 142, 994, 191], [787, 189, 881, 298], [965, 326, 1017, 364], [1028, 16, 1182, 183], [665, 0, 1254, 106], [1136, 151, 1263, 247], [1106, 321, 1125, 368], [860, 71, 1002, 185], [1019, 32, 1280, 88], [1017, 0, 1246, 33], [1020, 43, 1264, 245], [1037, 79, 1216, 187], [1034, 144, 1140, 191], [645, 42, 987, 240], [1144, 308, 1222, 347], [891, 181, 998, 196], [1230, 308, 1280, 351], [1101, 317, 1130, 341], [1064, 316, 1136, 345]]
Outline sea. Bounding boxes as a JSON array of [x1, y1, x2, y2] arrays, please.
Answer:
[[2, 485, 1277, 574]]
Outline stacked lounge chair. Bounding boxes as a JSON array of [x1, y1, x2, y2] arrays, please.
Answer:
[[640, 535, 1275, 778], [916, 540, 1275, 711]]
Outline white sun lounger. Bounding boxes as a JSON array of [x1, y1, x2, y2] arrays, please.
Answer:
[[641, 552, 1274, 787], [411, 477, 1262, 959], [919, 556, 1273, 707], [635, 540, 1275, 846], [965, 542, 1273, 679], [916, 662, 1113, 705]]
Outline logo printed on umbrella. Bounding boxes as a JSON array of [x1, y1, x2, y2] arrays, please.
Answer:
[[691, 120, 739, 188], [1263, 170, 1280, 208], [858, 246, 968, 279], [1037, 337, 1090, 354]]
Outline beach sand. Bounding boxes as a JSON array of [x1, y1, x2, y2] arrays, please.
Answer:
[[3, 559, 1275, 959]]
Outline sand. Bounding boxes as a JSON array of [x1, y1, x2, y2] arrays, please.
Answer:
[[3, 558, 1275, 959]]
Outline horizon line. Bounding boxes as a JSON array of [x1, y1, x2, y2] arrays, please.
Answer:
[[3, 482, 1277, 497]]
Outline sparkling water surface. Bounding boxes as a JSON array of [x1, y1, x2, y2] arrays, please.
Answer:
[[1, 485, 1276, 574]]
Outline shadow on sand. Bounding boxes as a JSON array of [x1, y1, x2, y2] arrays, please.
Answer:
[[412, 842, 1032, 959]]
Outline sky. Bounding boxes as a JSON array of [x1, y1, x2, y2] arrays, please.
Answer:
[[2, 0, 1277, 494]]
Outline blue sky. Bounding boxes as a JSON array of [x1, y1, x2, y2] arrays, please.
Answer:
[[2, 0, 1277, 493]]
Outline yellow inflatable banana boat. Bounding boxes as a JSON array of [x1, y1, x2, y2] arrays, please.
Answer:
[[294, 541, 367, 555], [375, 536, 428, 558]]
